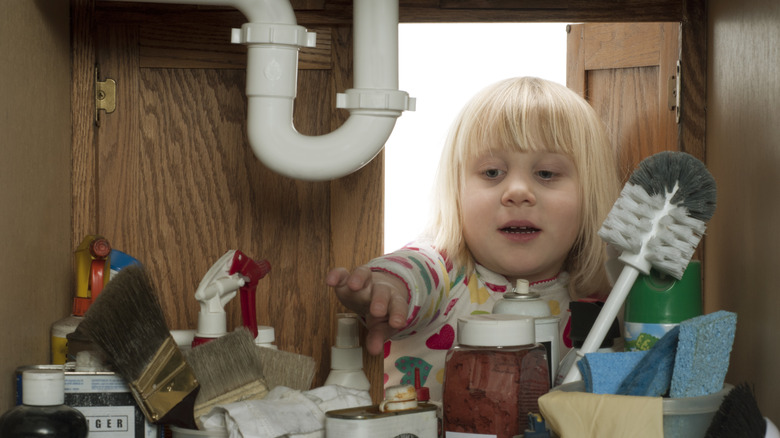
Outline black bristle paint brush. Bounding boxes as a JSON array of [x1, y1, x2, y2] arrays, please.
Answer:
[[563, 151, 717, 384], [185, 328, 269, 428], [80, 266, 199, 429], [705, 383, 767, 438]]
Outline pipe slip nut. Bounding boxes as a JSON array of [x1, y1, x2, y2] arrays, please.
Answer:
[[337, 89, 417, 112], [231, 22, 317, 48]]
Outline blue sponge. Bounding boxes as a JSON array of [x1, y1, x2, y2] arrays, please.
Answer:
[[670, 310, 737, 398], [577, 350, 648, 394], [616, 325, 680, 396]]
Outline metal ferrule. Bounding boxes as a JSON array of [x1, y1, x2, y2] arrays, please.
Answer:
[[129, 336, 199, 423]]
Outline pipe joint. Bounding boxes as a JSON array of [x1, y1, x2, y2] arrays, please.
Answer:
[[337, 88, 416, 114], [231, 22, 317, 48]]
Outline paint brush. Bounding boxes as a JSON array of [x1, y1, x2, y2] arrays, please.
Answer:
[[255, 346, 317, 392], [185, 327, 269, 428], [80, 266, 199, 429]]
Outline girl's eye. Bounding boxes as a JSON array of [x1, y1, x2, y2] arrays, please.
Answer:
[[537, 170, 556, 180], [483, 168, 504, 179]]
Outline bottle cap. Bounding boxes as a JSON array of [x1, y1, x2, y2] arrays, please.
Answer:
[[335, 314, 359, 348], [331, 314, 363, 370], [23, 369, 65, 406], [255, 325, 275, 343], [379, 384, 418, 412], [458, 314, 535, 347], [625, 260, 702, 324], [414, 367, 430, 402]]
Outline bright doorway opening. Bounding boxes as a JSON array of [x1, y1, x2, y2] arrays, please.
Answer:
[[384, 23, 569, 253]]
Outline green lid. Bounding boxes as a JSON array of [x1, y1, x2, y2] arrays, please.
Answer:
[[624, 260, 703, 324]]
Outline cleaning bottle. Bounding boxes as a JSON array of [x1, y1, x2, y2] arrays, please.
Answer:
[[324, 313, 370, 391], [624, 260, 702, 351], [50, 234, 112, 364], [0, 369, 88, 437]]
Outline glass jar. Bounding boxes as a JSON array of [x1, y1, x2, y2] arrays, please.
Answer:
[[442, 314, 549, 438]]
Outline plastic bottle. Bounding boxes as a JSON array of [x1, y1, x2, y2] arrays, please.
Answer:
[[51, 235, 112, 364], [0, 369, 88, 438], [324, 313, 370, 391], [443, 314, 549, 437], [624, 260, 702, 351]]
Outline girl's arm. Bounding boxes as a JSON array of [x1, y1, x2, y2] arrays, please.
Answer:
[[326, 266, 409, 355], [327, 243, 452, 355]]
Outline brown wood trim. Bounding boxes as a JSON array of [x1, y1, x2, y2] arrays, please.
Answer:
[[439, 0, 567, 9], [71, 0, 98, 251], [328, 25, 386, 404], [95, 1, 685, 25], [679, 0, 706, 163]]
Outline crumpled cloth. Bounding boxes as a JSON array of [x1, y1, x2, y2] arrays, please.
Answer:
[[199, 385, 371, 438], [538, 390, 663, 438]]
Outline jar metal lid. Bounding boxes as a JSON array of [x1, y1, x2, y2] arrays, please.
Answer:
[[457, 314, 535, 347]]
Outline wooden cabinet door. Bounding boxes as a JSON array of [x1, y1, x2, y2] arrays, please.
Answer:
[[567, 22, 682, 181], [72, 2, 384, 399]]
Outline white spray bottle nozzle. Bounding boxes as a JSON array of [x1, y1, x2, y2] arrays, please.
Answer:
[[193, 250, 246, 340], [325, 313, 370, 391], [335, 314, 360, 348]]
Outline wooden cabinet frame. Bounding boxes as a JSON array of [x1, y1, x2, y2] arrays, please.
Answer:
[[69, 0, 705, 403]]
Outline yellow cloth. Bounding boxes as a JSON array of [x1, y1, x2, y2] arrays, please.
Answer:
[[538, 391, 663, 438]]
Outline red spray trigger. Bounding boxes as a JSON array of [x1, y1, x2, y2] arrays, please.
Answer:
[[229, 250, 271, 339]]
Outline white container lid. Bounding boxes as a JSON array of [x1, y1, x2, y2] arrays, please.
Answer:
[[23, 369, 65, 406], [457, 314, 535, 347]]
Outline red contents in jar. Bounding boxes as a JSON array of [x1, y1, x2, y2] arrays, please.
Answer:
[[442, 345, 549, 437]]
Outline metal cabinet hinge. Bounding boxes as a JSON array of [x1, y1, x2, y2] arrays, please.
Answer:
[[667, 61, 681, 124], [95, 65, 116, 126]]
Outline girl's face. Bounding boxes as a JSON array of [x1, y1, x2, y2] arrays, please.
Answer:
[[461, 149, 582, 283]]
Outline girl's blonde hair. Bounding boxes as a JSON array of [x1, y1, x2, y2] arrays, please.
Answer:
[[427, 77, 620, 298]]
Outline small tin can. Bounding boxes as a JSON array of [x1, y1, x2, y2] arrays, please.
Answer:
[[325, 402, 439, 438], [15, 364, 160, 438]]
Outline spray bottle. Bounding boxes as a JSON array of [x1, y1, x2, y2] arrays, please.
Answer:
[[191, 250, 271, 347], [324, 313, 370, 391], [50, 235, 112, 364]]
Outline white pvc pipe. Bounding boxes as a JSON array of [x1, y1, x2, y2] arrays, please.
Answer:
[[101, 0, 412, 181]]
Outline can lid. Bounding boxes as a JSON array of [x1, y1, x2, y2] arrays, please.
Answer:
[[23, 369, 65, 406], [457, 314, 535, 346]]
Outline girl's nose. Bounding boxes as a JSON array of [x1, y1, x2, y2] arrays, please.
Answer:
[[501, 175, 536, 206]]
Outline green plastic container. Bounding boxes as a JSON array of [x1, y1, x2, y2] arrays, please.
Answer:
[[624, 261, 702, 351]]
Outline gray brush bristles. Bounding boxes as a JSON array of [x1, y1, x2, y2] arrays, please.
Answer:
[[81, 265, 171, 379], [185, 328, 267, 404], [598, 151, 717, 279]]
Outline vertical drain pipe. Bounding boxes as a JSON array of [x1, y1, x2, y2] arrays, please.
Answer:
[[101, 0, 414, 181]]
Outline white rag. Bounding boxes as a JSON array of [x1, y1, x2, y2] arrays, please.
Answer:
[[199, 385, 372, 438]]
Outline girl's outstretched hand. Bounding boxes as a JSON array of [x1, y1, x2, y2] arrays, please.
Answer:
[[326, 266, 409, 355]]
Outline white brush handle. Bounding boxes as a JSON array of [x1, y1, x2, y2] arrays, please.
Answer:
[[562, 265, 640, 384]]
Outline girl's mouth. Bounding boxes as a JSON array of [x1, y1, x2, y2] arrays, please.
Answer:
[[501, 226, 540, 234]]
